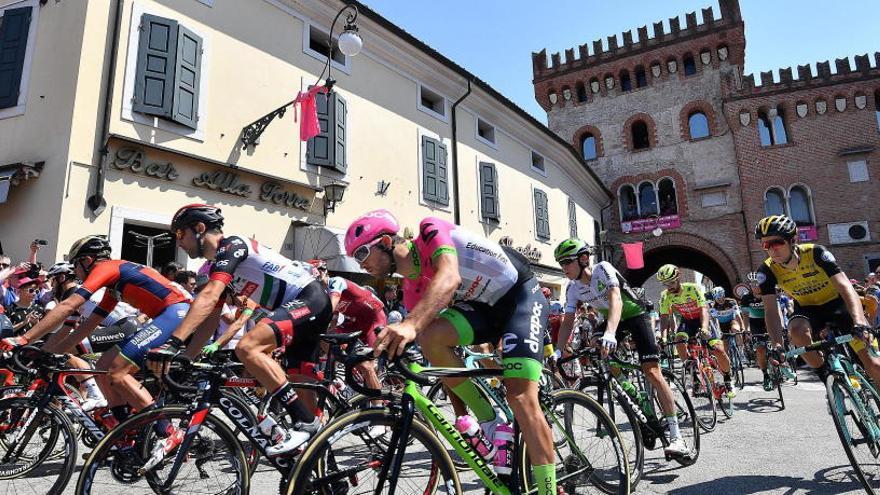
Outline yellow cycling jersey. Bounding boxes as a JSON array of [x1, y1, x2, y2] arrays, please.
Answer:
[[757, 243, 842, 307]]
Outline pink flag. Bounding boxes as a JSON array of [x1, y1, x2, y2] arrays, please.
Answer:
[[294, 85, 329, 141], [622, 242, 644, 270]]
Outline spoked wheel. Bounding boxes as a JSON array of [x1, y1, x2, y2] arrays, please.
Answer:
[[660, 370, 700, 466], [825, 374, 880, 494], [681, 361, 716, 432], [709, 367, 734, 419], [775, 371, 786, 410]]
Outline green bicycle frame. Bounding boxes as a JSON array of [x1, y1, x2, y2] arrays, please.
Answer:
[[827, 352, 880, 443]]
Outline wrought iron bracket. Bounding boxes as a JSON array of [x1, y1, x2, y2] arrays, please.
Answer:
[[239, 78, 337, 148]]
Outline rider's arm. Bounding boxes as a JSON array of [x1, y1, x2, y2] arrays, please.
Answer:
[[404, 252, 460, 333], [21, 294, 86, 342], [170, 279, 226, 342], [699, 305, 710, 334], [555, 312, 576, 353], [660, 314, 673, 341], [184, 305, 223, 358], [763, 294, 785, 348], [831, 273, 870, 327], [214, 307, 252, 348], [46, 312, 102, 353], [605, 286, 623, 336]]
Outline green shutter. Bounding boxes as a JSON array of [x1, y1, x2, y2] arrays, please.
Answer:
[[480, 162, 499, 221], [568, 198, 578, 237], [535, 189, 550, 240], [437, 141, 449, 205], [307, 89, 332, 167], [332, 93, 347, 173], [133, 14, 178, 117], [422, 135, 439, 203], [171, 25, 202, 129], [0, 6, 32, 109]]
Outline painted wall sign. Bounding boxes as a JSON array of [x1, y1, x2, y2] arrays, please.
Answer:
[[499, 236, 542, 263], [112, 148, 179, 180]]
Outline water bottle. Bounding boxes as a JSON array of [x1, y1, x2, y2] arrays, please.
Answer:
[[454, 415, 496, 461], [620, 380, 638, 400], [493, 423, 514, 475]]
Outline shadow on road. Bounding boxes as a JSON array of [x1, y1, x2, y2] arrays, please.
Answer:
[[733, 397, 785, 414], [665, 467, 865, 494]]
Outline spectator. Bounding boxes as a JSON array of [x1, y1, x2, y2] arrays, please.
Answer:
[[160, 261, 183, 282], [382, 285, 406, 317], [0, 256, 16, 312], [174, 270, 197, 295], [5, 269, 45, 337]]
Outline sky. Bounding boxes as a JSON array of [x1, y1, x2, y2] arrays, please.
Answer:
[[360, 0, 880, 124]]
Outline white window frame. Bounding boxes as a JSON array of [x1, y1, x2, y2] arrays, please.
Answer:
[[530, 150, 547, 177], [301, 20, 351, 75], [108, 205, 195, 268], [0, 0, 40, 121], [657, 176, 679, 215], [121, 3, 210, 141], [763, 186, 788, 216], [416, 82, 449, 123], [848, 159, 869, 183], [475, 116, 497, 149], [416, 127, 453, 213], [195, 0, 213, 6]]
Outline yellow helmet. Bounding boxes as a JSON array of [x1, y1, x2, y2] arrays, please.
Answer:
[[656, 264, 679, 283], [755, 215, 797, 240]]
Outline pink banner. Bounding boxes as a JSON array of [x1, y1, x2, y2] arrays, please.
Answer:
[[622, 242, 645, 270], [620, 214, 681, 234], [797, 225, 818, 242]]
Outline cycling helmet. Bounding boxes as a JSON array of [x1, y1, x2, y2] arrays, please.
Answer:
[[307, 259, 327, 270], [387, 310, 403, 324], [344, 209, 399, 257], [711, 286, 726, 300], [554, 238, 591, 262], [67, 235, 111, 261], [656, 264, 679, 283], [746, 272, 761, 283], [754, 215, 797, 240], [541, 287, 552, 299], [171, 204, 224, 231], [46, 262, 74, 277]]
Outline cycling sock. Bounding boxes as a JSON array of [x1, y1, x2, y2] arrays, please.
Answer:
[[531, 463, 556, 495], [83, 378, 105, 400], [762, 369, 769, 377], [665, 414, 681, 440], [271, 383, 316, 424], [111, 405, 130, 422], [451, 381, 495, 422], [723, 373, 731, 382]]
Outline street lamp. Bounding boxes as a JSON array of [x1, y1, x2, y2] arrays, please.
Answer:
[[240, 5, 362, 148], [323, 182, 347, 216]]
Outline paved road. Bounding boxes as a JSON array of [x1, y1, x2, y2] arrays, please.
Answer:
[[49, 366, 868, 493]]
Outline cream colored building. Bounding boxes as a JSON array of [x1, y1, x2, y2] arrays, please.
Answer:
[[0, 0, 610, 295]]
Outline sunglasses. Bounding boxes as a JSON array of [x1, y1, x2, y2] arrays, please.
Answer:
[[353, 238, 383, 263], [23, 287, 38, 294], [761, 238, 787, 250], [0, 263, 9, 269], [558, 257, 579, 266]]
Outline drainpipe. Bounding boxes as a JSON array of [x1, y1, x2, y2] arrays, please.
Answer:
[[87, 0, 123, 216], [598, 200, 613, 262], [450, 79, 473, 225]]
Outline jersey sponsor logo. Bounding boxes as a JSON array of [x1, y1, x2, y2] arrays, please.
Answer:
[[755, 272, 767, 285], [504, 362, 523, 371], [91, 331, 125, 343], [261, 261, 284, 273], [238, 281, 258, 298], [526, 301, 544, 353], [420, 223, 439, 244], [215, 260, 229, 267], [232, 249, 245, 259], [821, 250, 836, 263], [462, 276, 484, 300], [464, 242, 504, 260], [501, 333, 518, 354]]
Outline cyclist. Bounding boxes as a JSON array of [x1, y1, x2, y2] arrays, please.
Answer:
[[345, 210, 557, 495], [0, 235, 191, 434], [739, 272, 774, 390], [151, 204, 332, 455], [709, 286, 746, 358], [753, 215, 880, 383], [553, 238, 692, 458], [658, 264, 736, 397]]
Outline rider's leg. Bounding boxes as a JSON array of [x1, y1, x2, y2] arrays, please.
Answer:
[[95, 347, 123, 411], [106, 354, 153, 410], [853, 340, 880, 386], [353, 360, 383, 407], [708, 340, 732, 373], [505, 378, 555, 493], [756, 343, 768, 370], [788, 317, 821, 368], [675, 332, 689, 363]]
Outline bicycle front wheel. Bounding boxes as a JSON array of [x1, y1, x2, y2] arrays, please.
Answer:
[[681, 361, 716, 431], [660, 369, 701, 466], [521, 388, 630, 495], [826, 374, 880, 494], [76, 405, 249, 495], [286, 407, 461, 495]]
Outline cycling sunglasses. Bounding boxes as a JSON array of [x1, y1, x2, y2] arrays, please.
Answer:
[[353, 238, 383, 263], [761, 238, 787, 250], [558, 257, 579, 266]]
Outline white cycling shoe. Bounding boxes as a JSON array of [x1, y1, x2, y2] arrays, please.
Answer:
[[265, 417, 321, 456], [81, 397, 108, 412], [664, 437, 692, 458]]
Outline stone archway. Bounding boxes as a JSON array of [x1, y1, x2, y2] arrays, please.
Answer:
[[613, 230, 740, 292]]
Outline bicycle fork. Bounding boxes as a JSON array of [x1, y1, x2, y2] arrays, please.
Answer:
[[376, 392, 415, 495]]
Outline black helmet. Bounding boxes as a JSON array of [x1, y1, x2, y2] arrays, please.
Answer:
[[67, 235, 111, 261], [171, 204, 224, 231], [46, 262, 75, 277], [754, 215, 797, 240]]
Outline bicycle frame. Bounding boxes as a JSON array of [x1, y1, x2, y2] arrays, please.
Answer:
[[827, 351, 880, 444]]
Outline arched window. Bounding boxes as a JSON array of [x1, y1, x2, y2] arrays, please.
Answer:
[[688, 111, 710, 139], [764, 188, 786, 216], [788, 185, 813, 226], [638, 182, 658, 218], [581, 133, 597, 160], [619, 185, 638, 221], [683, 54, 697, 76], [658, 178, 678, 215], [635, 66, 647, 88], [576, 82, 588, 103], [757, 110, 773, 146], [632, 121, 650, 150], [875, 89, 880, 131], [772, 106, 788, 145], [620, 70, 632, 92]]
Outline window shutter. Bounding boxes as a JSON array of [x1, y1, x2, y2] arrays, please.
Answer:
[[422, 135, 448, 205], [437, 141, 449, 205], [535, 189, 550, 240], [307, 89, 332, 167], [171, 25, 202, 129], [0, 6, 32, 109], [133, 14, 178, 117], [568, 198, 578, 237], [479, 162, 499, 221], [331, 93, 347, 173]]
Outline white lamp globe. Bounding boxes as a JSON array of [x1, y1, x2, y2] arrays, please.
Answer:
[[338, 29, 363, 57]]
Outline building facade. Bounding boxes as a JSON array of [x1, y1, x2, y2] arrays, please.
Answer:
[[0, 0, 610, 296]]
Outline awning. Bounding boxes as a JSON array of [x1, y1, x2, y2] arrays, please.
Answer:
[[293, 225, 363, 273], [0, 162, 43, 204]]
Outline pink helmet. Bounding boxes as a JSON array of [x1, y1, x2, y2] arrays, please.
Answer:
[[344, 209, 400, 257]]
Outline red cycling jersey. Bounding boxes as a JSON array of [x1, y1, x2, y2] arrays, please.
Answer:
[[327, 277, 386, 344], [74, 260, 190, 319]]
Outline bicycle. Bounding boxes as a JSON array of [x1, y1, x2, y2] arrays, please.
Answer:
[[678, 337, 734, 430], [286, 344, 631, 495], [720, 330, 746, 390], [785, 331, 880, 494]]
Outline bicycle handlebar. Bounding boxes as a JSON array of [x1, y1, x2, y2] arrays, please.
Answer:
[[784, 334, 853, 358], [11, 345, 70, 374]]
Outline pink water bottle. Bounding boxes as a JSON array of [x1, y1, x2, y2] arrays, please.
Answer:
[[454, 415, 496, 461], [493, 423, 514, 475]]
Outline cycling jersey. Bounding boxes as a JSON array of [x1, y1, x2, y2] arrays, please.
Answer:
[[74, 260, 190, 318], [710, 298, 740, 324], [757, 243, 842, 307], [403, 217, 529, 308], [738, 293, 765, 320], [327, 277, 386, 346], [563, 261, 644, 320], [659, 282, 706, 321], [81, 288, 141, 327], [209, 235, 315, 310]]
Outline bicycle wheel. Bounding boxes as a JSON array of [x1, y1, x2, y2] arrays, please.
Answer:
[[589, 380, 643, 489], [76, 405, 249, 495], [709, 366, 734, 419], [521, 388, 630, 495], [285, 407, 461, 495], [775, 368, 786, 410], [660, 370, 700, 466], [681, 361, 716, 432], [826, 374, 880, 494], [217, 390, 261, 477], [0, 397, 77, 495]]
